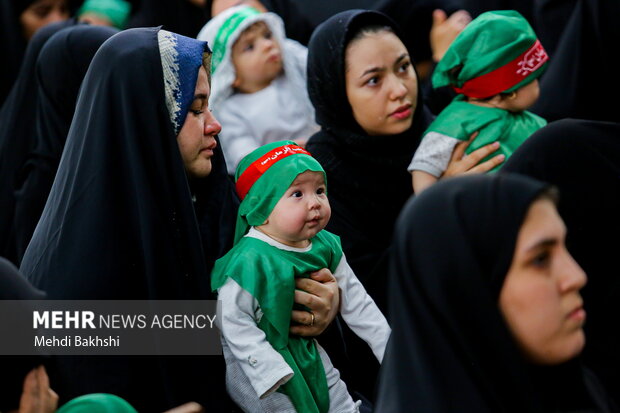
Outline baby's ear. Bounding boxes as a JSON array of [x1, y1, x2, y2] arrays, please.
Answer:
[[262, 219, 269, 225], [232, 77, 241, 89]]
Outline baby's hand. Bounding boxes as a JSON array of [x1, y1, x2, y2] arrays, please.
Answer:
[[290, 268, 339, 336]]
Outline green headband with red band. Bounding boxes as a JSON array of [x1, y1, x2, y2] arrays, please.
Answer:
[[236, 144, 311, 200], [452, 40, 548, 98], [233, 141, 326, 243], [433, 10, 549, 99]]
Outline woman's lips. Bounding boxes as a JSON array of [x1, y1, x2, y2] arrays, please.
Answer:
[[390, 104, 412, 120], [568, 306, 586, 322]]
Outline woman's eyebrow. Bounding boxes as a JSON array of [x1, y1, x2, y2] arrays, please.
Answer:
[[360, 66, 383, 79], [525, 238, 557, 254], [394, 53, 409, 65]]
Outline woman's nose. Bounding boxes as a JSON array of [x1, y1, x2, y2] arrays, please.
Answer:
[[388, 76, 408, 100], [46, 8, 69, 25], [559, 250, 587, 293], [204, 110, 222, 136]]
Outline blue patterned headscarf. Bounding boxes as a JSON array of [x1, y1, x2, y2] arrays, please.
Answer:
[[157, 29, 211, 135]]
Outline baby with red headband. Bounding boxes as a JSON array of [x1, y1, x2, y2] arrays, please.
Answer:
[[211, 140, 390, 412], [409, 10, 549, 193]]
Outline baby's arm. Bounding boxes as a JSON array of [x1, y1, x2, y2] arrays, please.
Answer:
[[412, 170, 439, 193], [408, 131, 460, 191], [333, 255, 391, 363], [218, 278, 293, 398]]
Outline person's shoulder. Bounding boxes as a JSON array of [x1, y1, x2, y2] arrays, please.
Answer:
[[521, 110, 547, 126], [313, 230, 344, 270], [217, 237, 273, 264], [315, 229, 340, 243], [314, 230, 343, 253]]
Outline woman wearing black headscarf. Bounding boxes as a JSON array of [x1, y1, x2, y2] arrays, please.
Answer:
[[305, 9, 430, 313], [304, 9, 503, 403], [12, 24, 118, 264], [501, 118, 620, 407], [0, 19, 77, 266], [0, 0, 70, 105], [376, 174, 617, 412], [19, 27, 240, 411]]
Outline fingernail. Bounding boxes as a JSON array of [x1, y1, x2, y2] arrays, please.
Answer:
[[497, 154, 505, 161], [493, 142, 500, 148]]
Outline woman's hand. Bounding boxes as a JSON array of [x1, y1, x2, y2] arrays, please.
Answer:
[[18, 366, 58, 413], [442, 133, 505, 178], [290, 268, 340, 336], [163, 402, 204, 413], [430, 9, 472, 62]]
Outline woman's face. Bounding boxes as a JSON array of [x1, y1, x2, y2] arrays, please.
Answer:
[[177, 66, 222, 178], [499, 199, 587, 365], [20, 0, 69, 40], [344, 30, 417, 136]]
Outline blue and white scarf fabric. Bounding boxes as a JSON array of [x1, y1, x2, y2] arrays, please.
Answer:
[[157, 29, 210, 135]]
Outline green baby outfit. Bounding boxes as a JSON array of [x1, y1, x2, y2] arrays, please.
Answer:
[[212, 230, 343, 413], [409, 10, 548, 177]]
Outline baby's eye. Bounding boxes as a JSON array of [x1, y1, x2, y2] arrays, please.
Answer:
[[243, 43, 254, 52], [264, 31, 273, 39], [316, 187, 325, 195], [291, 191, 302, 198]]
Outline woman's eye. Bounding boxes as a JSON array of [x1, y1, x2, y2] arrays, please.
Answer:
[[191, 109, 204, 115], [33, 5, 52, 18], [399, 61, 411, 73], [366, 76, 379, 86], [531, 251, 550, 268]]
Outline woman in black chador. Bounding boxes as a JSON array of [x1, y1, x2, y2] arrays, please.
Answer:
[[304, 10, 502, 402], [0, 19, 76, 266], [13, 24, 118, 263], [0, 0, 70, 105], [376, 174, 618, 413], [19, 27, 240, 411], [502, 118, 620, 407]]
